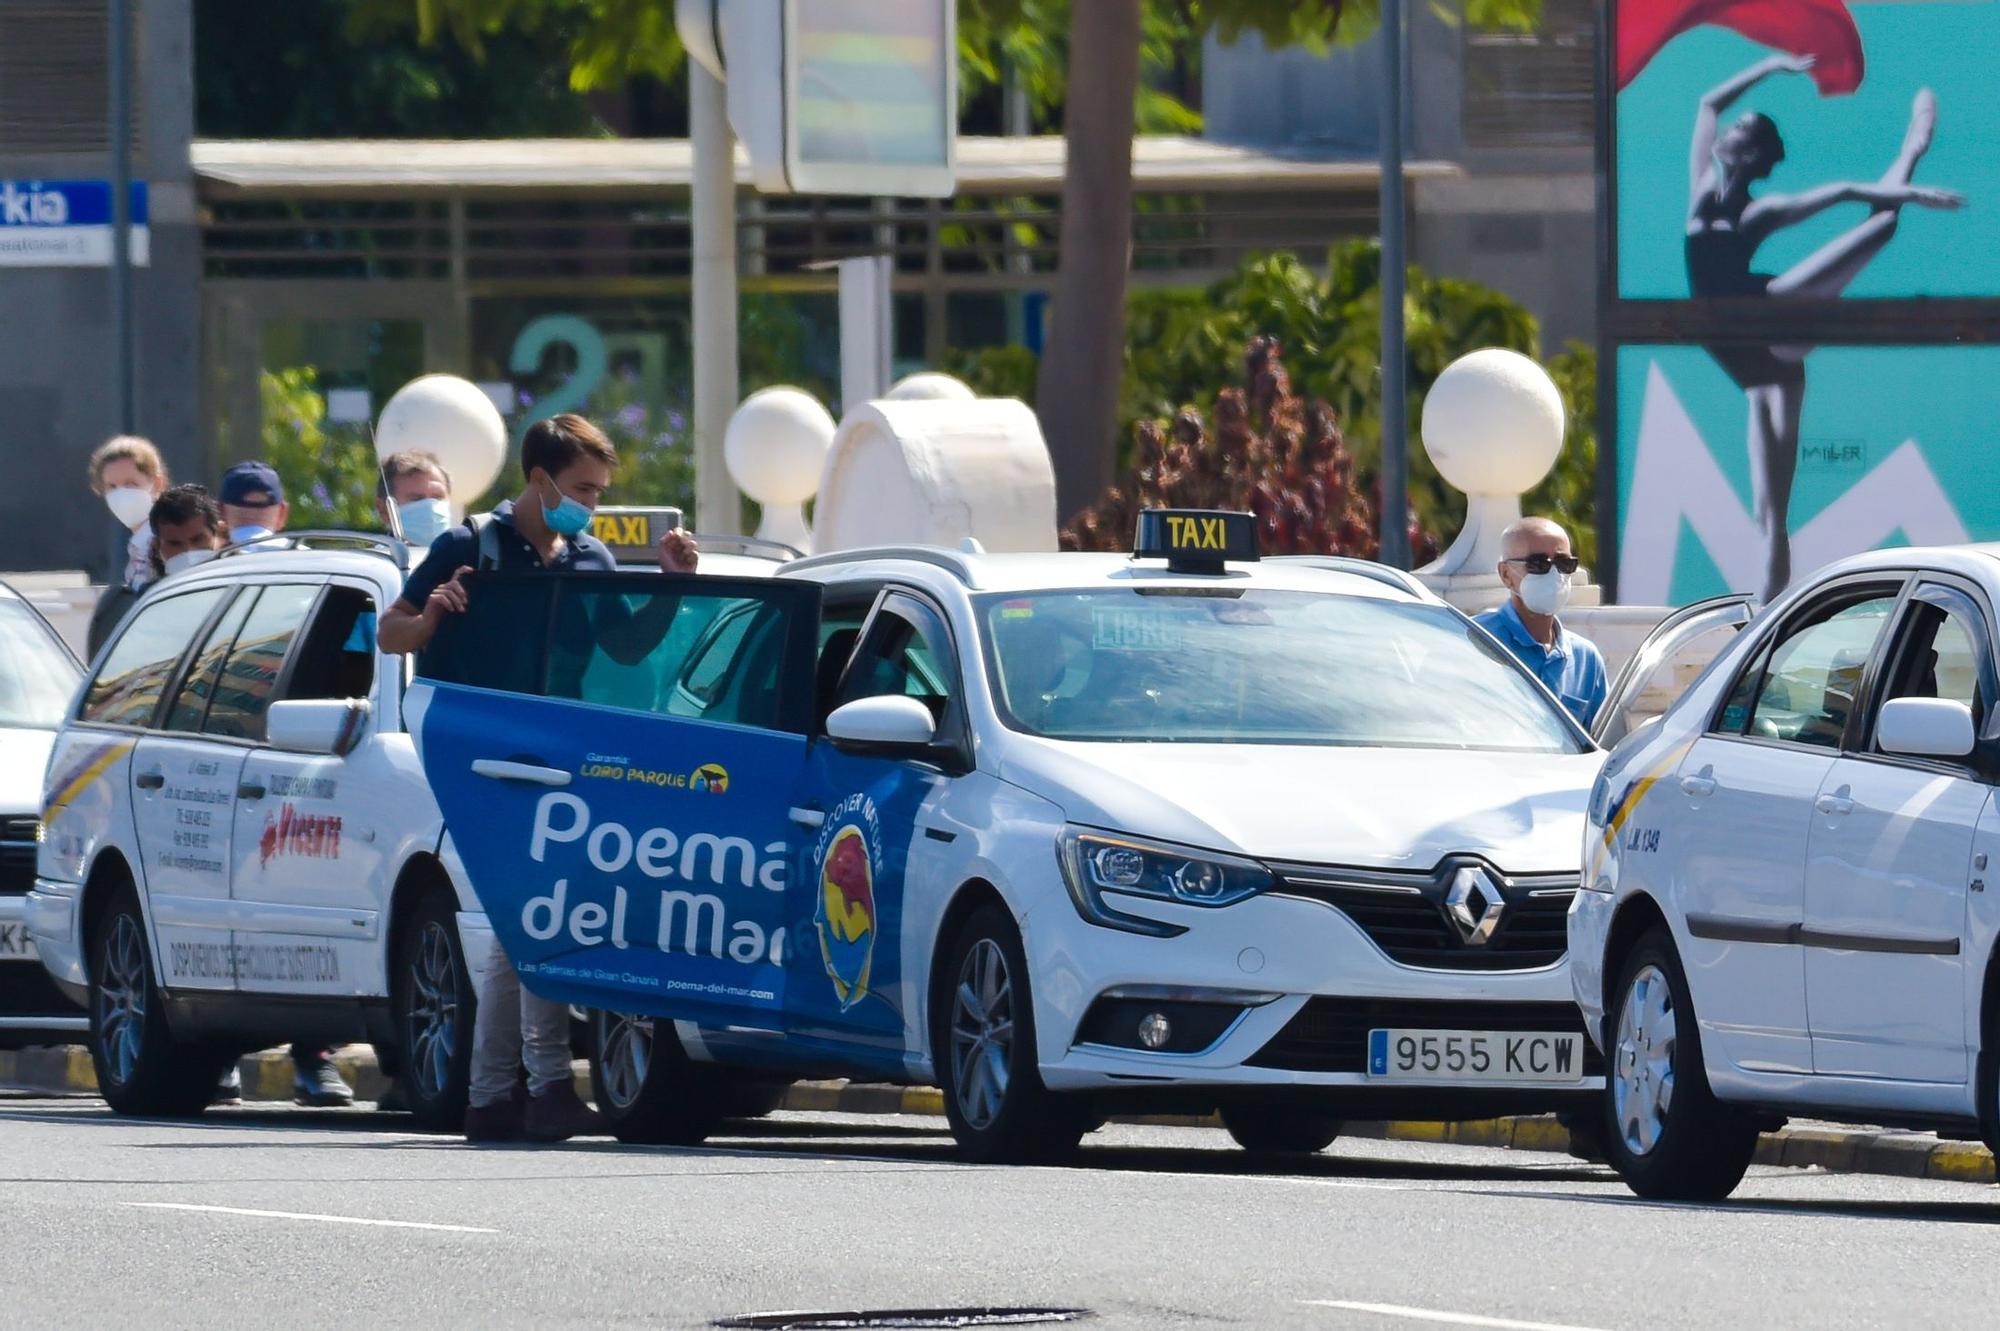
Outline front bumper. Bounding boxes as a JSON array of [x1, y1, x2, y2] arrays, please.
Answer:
[[23, 879, 86, 1004], [1567, 887, 1616, 1053], [1027, 888, 1605, 1109], [2, 890, 88, 1043]]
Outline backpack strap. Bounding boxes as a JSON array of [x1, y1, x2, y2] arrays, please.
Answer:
[[468, 512, 503, 572]]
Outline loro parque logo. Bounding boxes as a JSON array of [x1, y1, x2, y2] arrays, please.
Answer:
[[813, 793, 882, 1010]]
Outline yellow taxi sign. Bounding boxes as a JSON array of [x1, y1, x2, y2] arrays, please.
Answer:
[[1133, 509, 1257, 571], [590, 505, 684, 563]]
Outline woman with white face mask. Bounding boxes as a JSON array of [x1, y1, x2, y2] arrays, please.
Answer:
[[1473, 516, 1609, 731], [86, 435, 172, 658]]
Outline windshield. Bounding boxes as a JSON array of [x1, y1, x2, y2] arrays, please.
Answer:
[[977, 588, 1586, 752], [0, 597, 81, 730]]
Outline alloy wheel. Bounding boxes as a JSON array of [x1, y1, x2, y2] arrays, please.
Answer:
[[950, 938, 1014, 1131], [96, 914, 148, 1088], [404, 922, 460, 1099], [1612, 963, 1677, 1156], [596, 1011, 653, 1111]]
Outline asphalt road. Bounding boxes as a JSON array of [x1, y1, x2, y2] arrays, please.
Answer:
[[1, 1093, 1995, 1331]]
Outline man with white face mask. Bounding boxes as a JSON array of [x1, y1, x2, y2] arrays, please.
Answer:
[[1474, 517, 1607, 728], [147, 484, 227, 579]]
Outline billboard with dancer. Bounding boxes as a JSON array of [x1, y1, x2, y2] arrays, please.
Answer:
[[1616, 343, 2000, 606], [1617, 0, 1988, 301]]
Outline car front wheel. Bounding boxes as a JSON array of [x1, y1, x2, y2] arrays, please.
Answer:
[[88, 887, 225, 1117], [933, 901, 1086, 1164], [1602, 927, 1759, 1200], [393, 888, 475, 1130]]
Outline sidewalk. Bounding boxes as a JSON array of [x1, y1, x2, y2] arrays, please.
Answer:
[[3, 1044, 1990, 1184]]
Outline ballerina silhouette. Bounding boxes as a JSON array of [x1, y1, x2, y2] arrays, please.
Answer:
[[1684, 54, 1962, 601]]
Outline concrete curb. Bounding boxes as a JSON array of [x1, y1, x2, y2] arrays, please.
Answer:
[[4, 1045, 1991, 1184]]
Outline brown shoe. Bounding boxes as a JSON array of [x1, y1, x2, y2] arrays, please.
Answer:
[[523, 1081, 605, 1142], [464, 1099, 526, 1143]]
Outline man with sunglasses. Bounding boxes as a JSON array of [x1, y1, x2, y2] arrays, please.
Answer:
[[1474, 517, 1607, 729]]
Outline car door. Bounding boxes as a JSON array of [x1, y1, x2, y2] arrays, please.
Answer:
[[230, 581, 387, 998], [121, 585, 251, 993], [1803, 579, 1993, 1082], [410, 571, 821, 1030], [1673, 578, 1904, 1074], [786, 590, 963, 1068], [1593, 595, 1756, 750]]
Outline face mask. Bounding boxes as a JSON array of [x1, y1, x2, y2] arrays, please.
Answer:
[[164, 548, 216, 576], [1517, 569, 1572, 618], [229, 524, 273, 546], [539, 480, 592, 538], [397, 497, 453, 548], [105, 485, 154, 529]]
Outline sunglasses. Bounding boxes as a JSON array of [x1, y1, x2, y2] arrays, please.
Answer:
[[1506, 554, 1579, 576]]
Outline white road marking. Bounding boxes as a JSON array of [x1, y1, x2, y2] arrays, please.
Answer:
[[124, 1202, 496, 1234], [1304, 1300, 1611, 1331]]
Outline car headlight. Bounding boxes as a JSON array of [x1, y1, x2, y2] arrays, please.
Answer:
[[1057, 828, 1272, 936]]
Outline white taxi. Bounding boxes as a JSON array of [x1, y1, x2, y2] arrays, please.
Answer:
[[413, 510, 1609, 1161], [1574, 546, 2000, 1199]]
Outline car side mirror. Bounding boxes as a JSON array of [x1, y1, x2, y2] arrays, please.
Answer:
[[266, 699, 371, 757], [825, 695, 938, 756], [1876, 697, 1976, 760]]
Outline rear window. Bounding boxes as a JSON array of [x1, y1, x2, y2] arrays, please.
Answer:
[[81, 589, 230, 728]]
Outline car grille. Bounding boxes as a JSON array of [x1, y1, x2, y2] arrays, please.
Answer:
[[1269, 859, 1576, 971], [1247, 996, 1602, 1076], [0, 818, 37, 895]]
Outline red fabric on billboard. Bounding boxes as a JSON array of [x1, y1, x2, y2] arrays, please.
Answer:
[[1618, 0, 1865, 93]]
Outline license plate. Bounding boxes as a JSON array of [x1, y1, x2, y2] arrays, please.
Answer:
[[0, 921, 37, 961], [1367, 1028, 1583, 1083]]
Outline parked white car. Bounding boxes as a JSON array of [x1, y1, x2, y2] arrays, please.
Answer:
[[1574, 546, 2000, 1198], [0, 580, 87, 1047], [413, 510, 1612, 1161]]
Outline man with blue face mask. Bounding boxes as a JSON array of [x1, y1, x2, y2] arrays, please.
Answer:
[[378, 412, 697, 1142], [1474, 517, 1607, 729], [218, 460, 291, 550], [375, 450, 454, 550]]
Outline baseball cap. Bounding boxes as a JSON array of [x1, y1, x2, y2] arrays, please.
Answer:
[[219, 460, 285, 507]]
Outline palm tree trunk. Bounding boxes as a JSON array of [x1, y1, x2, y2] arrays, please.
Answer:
[[1034, 0, 1142, 520]]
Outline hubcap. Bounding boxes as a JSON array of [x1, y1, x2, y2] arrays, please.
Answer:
[[95, 914, 148, 1087], [949, 938, 1014, 1131], [597, 1011, 653, 1110], [1612, 963, 1678, 1157], [403, 922, 461, 1099]]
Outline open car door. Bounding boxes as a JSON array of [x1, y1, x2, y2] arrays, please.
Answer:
[[1592, 594, 1756, 748], [407, 571, 821, 1031]]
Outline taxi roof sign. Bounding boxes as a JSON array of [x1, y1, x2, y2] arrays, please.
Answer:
[[590, 505, 683, 563], [1133, 509, 1258, 573]]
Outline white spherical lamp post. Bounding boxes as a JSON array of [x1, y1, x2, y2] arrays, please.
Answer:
[[375, 374, 510, 512], [1417, 349, 1566, 602], [724, 387, 836, 552], [884, 372, 975, 402]]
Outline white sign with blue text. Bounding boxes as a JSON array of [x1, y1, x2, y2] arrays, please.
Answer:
[[0, 180, 149, 268]]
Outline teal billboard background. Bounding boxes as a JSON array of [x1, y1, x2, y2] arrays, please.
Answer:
[[1616, 344, 2000, 604], [1617, 1, 2000, 299]]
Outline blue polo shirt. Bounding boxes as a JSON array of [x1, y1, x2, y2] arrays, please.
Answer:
[[1475, 600, 1608, 728]]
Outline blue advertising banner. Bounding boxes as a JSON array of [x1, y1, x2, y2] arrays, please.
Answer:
[[0, 180, 150, 267], [418, 681, 809, 1026], [1616, 0, 1996, 300], [1616, 343, 2000, 604]]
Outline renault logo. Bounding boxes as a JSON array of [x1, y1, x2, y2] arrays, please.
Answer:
[[1444, 865, 1506, 946]]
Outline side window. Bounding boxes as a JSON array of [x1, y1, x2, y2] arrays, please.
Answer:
[[80, 589, 231, 727], [834, 600, 955, 723], [203, 584, 320, 741], [1744, 593, 1899, 748], [164, 591, 258, 733], [1876, 593, 1992, 735], [284, 586, 379, 703]]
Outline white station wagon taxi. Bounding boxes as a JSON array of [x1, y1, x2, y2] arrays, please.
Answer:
[[1576, 546, 2000, 1199], [413, 510, 1609, 1161]]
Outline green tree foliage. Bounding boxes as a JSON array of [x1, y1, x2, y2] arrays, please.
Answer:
[[954, 246, 1598, 565], [259, 369, 383, 531], [198, 0, 599, 138]]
